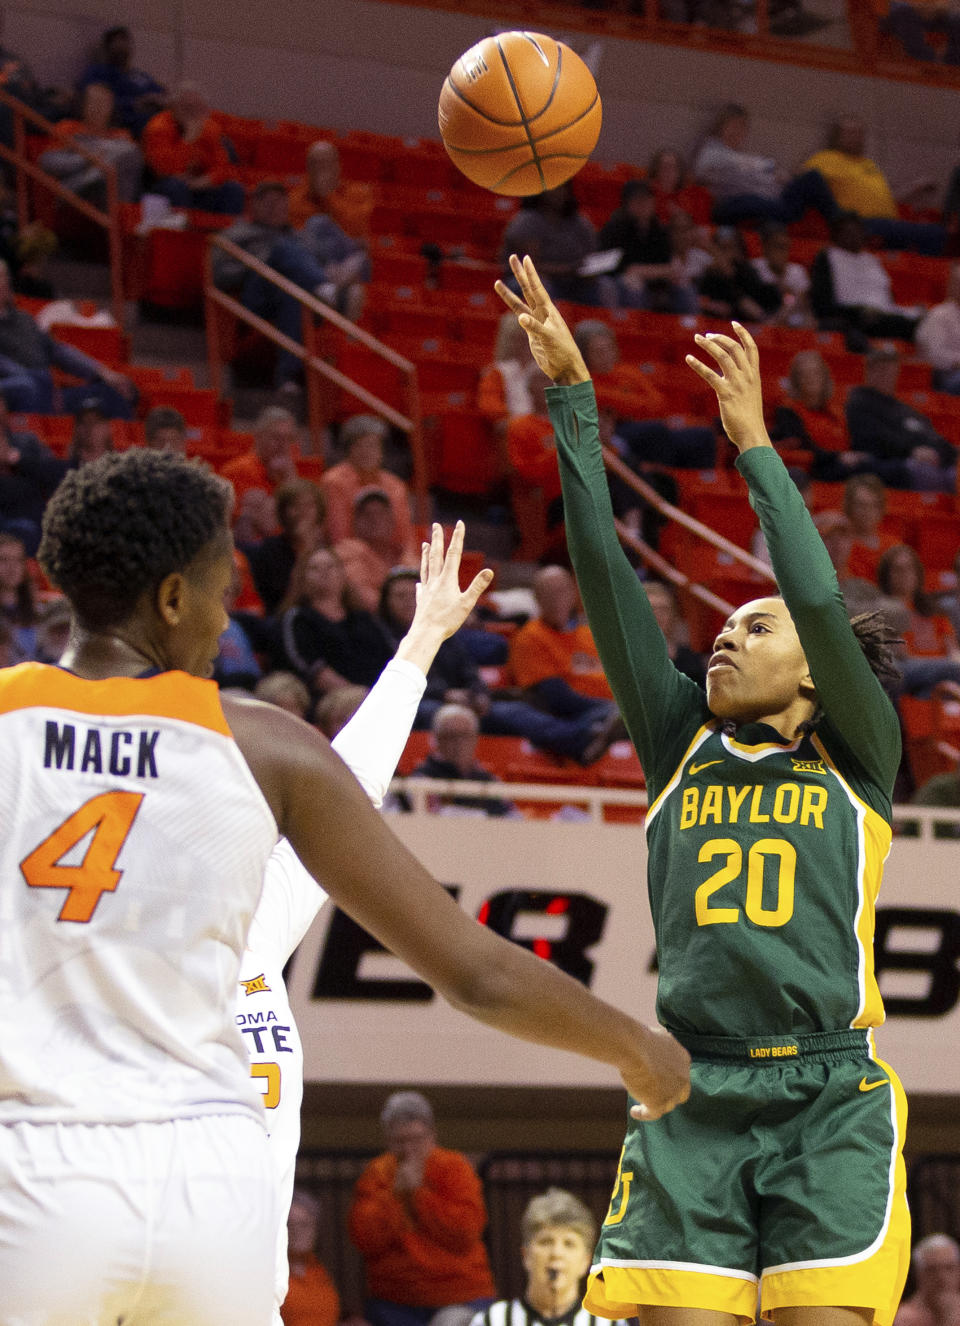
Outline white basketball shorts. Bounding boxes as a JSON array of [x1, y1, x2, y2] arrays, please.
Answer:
[[0, 1113, 276, 1325]]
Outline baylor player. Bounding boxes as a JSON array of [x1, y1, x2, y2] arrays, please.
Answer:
[[497, 255, 909, 1326]]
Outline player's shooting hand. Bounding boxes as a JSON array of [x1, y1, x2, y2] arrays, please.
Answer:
[[621, 1026, 691, 1122], [684, 322, 770, 455], [396, 521, 493, 673], [495, 254, 590, 386]]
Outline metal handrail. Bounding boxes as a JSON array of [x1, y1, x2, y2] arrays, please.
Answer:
[[0, 88, 124, 325], [205, 234, 428, 520]]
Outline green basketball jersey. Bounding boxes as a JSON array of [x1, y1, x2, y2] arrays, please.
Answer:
[[547, 381, 901, 1039]]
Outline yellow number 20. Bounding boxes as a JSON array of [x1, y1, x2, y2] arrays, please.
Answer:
[[695, 837, 796, 928]]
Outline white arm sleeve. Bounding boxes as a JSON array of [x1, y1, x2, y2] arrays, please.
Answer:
[[331, 657, 427, 808]]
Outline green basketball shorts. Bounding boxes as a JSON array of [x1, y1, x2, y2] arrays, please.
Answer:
[[585, 1029, 909, 1325]]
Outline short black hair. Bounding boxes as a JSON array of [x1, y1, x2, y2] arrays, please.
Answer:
[[39, 449, 233, 631]]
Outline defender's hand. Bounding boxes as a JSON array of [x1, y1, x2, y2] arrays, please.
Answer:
[[621, 1026, 691, 1121], [685, 322, 770, 454], [494, 254, 590, 386], [396, 521, 493, 674]]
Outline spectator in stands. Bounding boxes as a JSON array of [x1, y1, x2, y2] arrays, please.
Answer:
[[322, 414, 416, 560], [768, 350, 854, 478], [379, 566, 620, 763], [288, 139, 376, 241], [233, 487, 278, 549], [935, 548, 960, 639], [812, 509, 894, 616], [220, 405, 307, 503], [245, 477, 326, 616], [810, 212, 923, 347], [349, 1090, 496, 1326], [0, 259, 135, 416], [878, 542, 960, 695], [647, 148, 713, 226], [40, 83, 144, 203], [804, 116, 945, 254], [477, 313, 540, 436], [597, 180, 695, 313], [281, 546, 394, 693], [0, 181, 57, 299], [508, 565, 626, 762], [915, 263, 960, 393], [697, 225, 782, 323], [283, 1188, 341, 1326], [572, 319, 716, 467], [692, 103, 838, 227], [142, 83, 244, 215], [212, 181, 366, 385], [67, 400, 114, 468], [879, 543, 960, 657], [314, 682, 368, 736], [0, 531, 38, 660], [844, 472, 905, 581], [843, 473, 901, 580], [0, 396, 65, 553], [469, 1189, 623, 1326], [499, 182, 615, 308], [334, 488, 399, 613], [894, 1235, 960, 1326], [883, 0, 960, 63], [77, 25, 167, 136], [255, 671, 313, 721], [213, 556, 265, 692], [666, 210, 714, 301], [410, 703, 515, 817], [505, 376, 564, 532], [644, 580, 707, 686], [750, 223, 813, 327], [143, 404, 187, 452], [910, 764, 960, 818], [33, 597, 71, 665], [845, 346, 955, 489]]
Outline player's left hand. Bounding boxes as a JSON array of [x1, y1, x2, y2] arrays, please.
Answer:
[[495, 254, 590, 386], [684, 322, 770, 455], [413, 520, 493, 645]]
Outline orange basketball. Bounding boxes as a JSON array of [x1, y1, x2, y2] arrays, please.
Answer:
[[438, 31, 602, 197]]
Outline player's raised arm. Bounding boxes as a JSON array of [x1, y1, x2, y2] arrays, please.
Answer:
[[332, 520, 492, 806], [225, 694, 689, 1121], [686, 324, 901, 790], [495, 254, 708, 794]]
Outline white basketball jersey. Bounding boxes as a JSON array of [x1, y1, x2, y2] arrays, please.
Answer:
[[0, 663, 278, 1126]]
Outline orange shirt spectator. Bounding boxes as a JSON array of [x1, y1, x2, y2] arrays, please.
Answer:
[[322, 417, 416, 562], [847, 530, 898, 582], [572, 321, 667, 421], [510, 615, 612, 700], [219, 406, 313, 504], [281, 1256, 340, 1326], [143, 108, 232, 188], [505, 414, 562, 505], [288, 140, 376, 240], [349, 1092, 495, 1313], [285, 1189, 341, 1326], [593, 361, 667, 422]]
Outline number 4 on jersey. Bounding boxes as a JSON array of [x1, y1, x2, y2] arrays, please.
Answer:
[[21, 791, 145, 923]]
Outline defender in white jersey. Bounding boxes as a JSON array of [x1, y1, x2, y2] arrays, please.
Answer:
[[243, 531, 471, 1324], [1, 450, 688, 1326]]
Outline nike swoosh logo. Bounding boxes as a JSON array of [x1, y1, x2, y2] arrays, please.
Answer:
[[689, 759, 724, 777], [858, 1077, 889, 1092]]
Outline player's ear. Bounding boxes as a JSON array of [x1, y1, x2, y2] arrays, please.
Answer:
[[799, 670, 817, 705], [155, 570, 186, 627]]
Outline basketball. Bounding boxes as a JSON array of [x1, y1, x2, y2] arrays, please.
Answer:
[[438, 31, 602, 197]]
